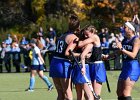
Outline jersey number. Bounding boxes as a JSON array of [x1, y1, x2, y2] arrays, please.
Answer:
[[56, 40, 64, 53]]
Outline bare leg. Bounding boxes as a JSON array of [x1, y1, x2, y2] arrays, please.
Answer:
[[117, 77, 135, 97], [53, 78, 64, 100], [75, 84, 84, 100], [37, 70, 44, 77], [92, 80, 102, 96], [116, 80, 124, 96], [60, 78, 73, 100], [83, 83, 94, 100], [30, 70, 37, 77]]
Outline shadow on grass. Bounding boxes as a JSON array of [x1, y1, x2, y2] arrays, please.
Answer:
[[0, 90, 25, 92], [0, 87, 55, 93]]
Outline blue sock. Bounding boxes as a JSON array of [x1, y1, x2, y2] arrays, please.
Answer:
[[42, 76, 52, 87], [29, 77, 35, 90]]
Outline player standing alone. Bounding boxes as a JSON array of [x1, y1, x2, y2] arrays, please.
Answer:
[[104, 21, 140, 100], [26, 39, 53, 92]]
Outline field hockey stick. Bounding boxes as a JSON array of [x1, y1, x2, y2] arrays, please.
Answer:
[[101, 54, 111, 92], [106, 75, 111, 92], [69, 49, 100, 100]]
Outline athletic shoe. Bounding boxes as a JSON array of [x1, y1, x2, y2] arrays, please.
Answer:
[[48, 85, 53, 91], [25, 88, 34, 92]]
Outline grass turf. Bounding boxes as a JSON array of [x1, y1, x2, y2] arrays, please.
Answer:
[[0, 71, 140, 100]]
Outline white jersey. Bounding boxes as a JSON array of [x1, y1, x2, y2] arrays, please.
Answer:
[[31, 46, 43, 65]]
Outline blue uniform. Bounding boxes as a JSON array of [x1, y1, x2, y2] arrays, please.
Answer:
[[89, 46, 106, 83], [72, 64, 91, 84], [49, 32, 73, 78], [138, 49, 140, 72], [119, 36, 140, 81], [50, 57, 72, 78], [89, 61, 106, 82], [139, 63, 140, 76]]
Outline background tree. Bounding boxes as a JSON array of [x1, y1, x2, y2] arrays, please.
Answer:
[[0, 0, 140, 41]]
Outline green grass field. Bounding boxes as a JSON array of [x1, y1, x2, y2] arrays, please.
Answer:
[[0, 71, 140, 100]]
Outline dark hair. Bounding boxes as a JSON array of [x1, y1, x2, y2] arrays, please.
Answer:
[[68, 14, 80, 32], [30, 39, 36, 44]]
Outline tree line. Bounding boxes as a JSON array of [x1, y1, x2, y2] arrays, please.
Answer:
[[0, 0, 139, 39]]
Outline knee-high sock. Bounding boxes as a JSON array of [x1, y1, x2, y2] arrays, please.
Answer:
[[118, 96, 132, 100], [29, 77, 35, 89], [118, 96, 124, 100], [123, 96, 132, 100], [42, 76, 52, 87]]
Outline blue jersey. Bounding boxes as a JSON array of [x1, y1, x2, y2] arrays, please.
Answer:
[[119, 35, 140, 81], [122, 36, 139, 61], [50, 32, 73, 78]]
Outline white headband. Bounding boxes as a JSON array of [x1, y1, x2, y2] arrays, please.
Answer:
[[125, 22, 135, 32]]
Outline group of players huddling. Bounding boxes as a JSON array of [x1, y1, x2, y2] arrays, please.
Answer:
[[49, 14, 140, 100]]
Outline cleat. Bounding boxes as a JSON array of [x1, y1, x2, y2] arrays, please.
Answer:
[[25, 88, 34, 92], [48, 85, 53, 91]]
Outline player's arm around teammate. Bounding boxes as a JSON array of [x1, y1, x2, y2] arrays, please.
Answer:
[[80, 44, 94, 100], [66, 37, 94, 100], [78, 25, 106, 98]]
